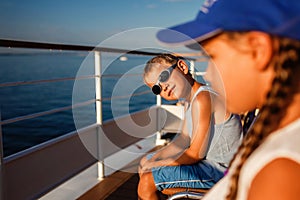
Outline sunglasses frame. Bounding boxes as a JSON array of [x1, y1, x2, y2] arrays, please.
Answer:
[[152, 62, 178, 95]]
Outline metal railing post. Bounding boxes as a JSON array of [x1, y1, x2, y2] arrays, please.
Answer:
[[94, 51, 105, 179], [156, 95, 161, 107], [156, 93, 165, 145], [190, 60, 195, 78], [0, 111, 4, 200]]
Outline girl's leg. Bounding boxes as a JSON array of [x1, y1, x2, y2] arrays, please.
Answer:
[[138, 171, 159, 200], [138, 156, 148, 177]]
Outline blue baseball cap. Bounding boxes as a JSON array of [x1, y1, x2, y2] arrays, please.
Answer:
[[157, 0, 300, 46]]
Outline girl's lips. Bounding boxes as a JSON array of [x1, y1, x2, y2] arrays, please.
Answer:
[[168, 85, 175, 96]]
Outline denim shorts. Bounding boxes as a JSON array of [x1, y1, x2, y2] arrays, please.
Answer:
[[147, 153, 226, 191]]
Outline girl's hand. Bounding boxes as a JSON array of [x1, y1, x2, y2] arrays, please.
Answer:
[[139, 160, 155, 174], [140, 157, 178, 174]]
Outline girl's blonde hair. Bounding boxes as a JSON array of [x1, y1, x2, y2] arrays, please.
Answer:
[[143, 53, 179, 79], [225, 33, 300, 199], [143, 53, 191, 85]]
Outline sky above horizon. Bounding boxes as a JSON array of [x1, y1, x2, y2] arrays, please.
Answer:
[[0, 0, 203, 50]]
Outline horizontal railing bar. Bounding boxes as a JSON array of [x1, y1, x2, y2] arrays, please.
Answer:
[[102, 90, 152, 101], [102, 73, 141, 78], [0, 75, 96, 87], [194, 71, 206, 76], [3, 123, 98, 162], [0, 73, 143, 87], [0, 99, 95, 126], [0, 39, 161, 56], [0, 88, 151, 125]]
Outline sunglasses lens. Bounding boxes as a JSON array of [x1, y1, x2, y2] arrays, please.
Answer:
[[159, 70, 170, 82], [152, 85, 161, 95]]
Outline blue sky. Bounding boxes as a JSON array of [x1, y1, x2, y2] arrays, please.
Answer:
[[0, 0, 202, 48]]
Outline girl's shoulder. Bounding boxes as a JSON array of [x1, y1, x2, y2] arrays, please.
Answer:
[[197, 85, 218, 95], [191, 85, 217, 102], [237, 119, 300, 199]]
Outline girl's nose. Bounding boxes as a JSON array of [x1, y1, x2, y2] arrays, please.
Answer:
[[161, 83, 169, 92]]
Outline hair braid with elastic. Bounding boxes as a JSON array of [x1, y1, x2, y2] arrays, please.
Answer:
[[225, 36, 300, 200]]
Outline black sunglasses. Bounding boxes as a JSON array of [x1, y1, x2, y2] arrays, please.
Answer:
[[152, 62, 177, 95]]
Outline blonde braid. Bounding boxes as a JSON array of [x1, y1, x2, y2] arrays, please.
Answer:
[[225, 36, 300, 200]]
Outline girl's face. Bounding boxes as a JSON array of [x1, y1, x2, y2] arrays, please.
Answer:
[[145, 62, 191, 101], [202, 34, 264, 113]]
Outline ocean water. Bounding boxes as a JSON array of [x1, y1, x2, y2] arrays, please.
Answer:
[[0, 51, 162, 157]]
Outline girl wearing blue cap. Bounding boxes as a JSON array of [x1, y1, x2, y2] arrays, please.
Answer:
[[157, 0, 300, 199], [138, 53, 243, 199]]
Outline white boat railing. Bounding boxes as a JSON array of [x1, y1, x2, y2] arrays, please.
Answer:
[[0, 39, 201, 200]]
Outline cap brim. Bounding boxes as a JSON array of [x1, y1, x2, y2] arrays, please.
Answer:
[[156, 19, 222, 47]]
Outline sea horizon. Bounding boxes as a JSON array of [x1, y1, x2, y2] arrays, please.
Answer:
[[0, 52, 158, 157]]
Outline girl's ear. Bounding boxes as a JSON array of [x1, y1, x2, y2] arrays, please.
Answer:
[[247, 31, 273, 71], [177, 60, 189, 74]]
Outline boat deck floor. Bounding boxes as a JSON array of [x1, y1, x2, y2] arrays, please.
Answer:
[[77, 164, 168, 200], [77, 145, 169, 200]]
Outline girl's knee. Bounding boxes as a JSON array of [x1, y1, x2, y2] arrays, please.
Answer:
[[140, 155, 148, 166], [138, 156, 150, 175]]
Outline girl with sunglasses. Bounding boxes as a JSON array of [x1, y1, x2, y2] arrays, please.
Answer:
[[157, 0, 300, 199], [138, 53, 243, 200]]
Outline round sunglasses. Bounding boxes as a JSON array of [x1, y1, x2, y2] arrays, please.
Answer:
[[152, 62, 177, 95]]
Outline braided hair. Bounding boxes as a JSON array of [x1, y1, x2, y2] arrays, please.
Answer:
[[225, 34, 300, 200]]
